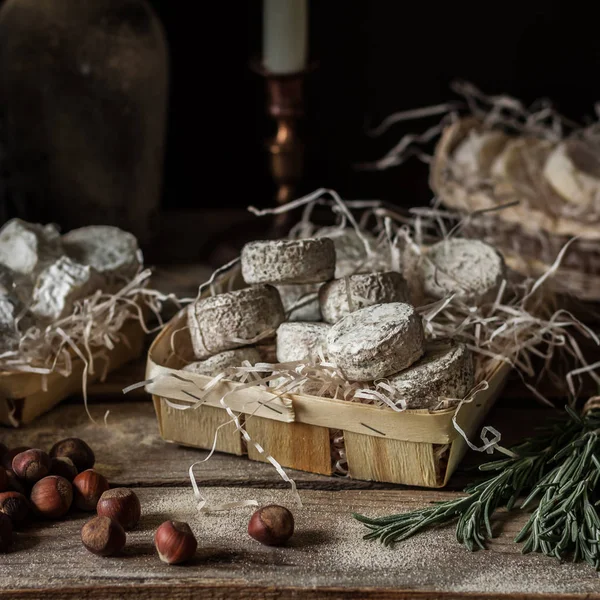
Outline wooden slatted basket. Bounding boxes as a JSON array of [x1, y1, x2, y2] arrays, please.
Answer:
[[147, 305, 511, 488]]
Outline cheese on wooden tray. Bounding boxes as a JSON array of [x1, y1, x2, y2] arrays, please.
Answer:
[[188, 284, 285, 359], [276, 283, 322, 321], [30, 257, 102, 322], [62, 225, 141, 282], [420, 238, 505, 303], [276, 322, 330, 363], [0, 219, 63, 277], [326, 302, 424, 381], [241, 238, 335, 285], [543, 139, 600, 207], [319, 271, 410, 324], [385, 340, 474, 409], [183, 347, 262, 377]]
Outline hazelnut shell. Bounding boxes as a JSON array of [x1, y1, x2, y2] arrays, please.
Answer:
[[30, 476, 73, 519], [248, 504, 294, 546], [50, 438, 95, 471], [50, 457, 78, 482], [0, 491, 30, 525], [154, 520, 197, 564], [1, 447, 30, 471], [72, 469, 109, 511], [81, 516, 126, 556], [97, 488, 141, 530], [12, 449, 51, 484]]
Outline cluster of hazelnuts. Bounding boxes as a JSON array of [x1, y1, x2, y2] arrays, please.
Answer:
[[0, 437, 295, 563]]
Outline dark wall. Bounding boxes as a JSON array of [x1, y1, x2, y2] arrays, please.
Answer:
[[148, 1, 600, 210]]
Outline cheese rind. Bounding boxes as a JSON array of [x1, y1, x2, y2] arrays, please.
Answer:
[[326, 302, 425, 381], [241, 238, 335, 284], [276, 322, 331, 363], [30, 257, 102, 322], [420, 238, 505, 302], [0, 219, 63, 276], [62, 225, 141, 282], [319, 271, 410, 324], [183, 347, 262, 377], [276, 283, 322, 321], [188, 284, 285, 359], [385, 340, 474, 409]]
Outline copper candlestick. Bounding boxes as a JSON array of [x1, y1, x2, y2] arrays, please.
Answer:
[[256, 64, 310, 235]]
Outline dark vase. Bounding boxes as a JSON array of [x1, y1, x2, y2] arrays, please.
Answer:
[[0, 0, 168, 243]]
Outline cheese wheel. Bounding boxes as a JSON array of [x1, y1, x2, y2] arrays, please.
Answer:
[[276, 283, 322, 321], [187, 284, 285, 359], [543, 139, 600, 207], [326, 302, 424, 381], [0, 219, 63, 277], [62, 226, 141, 282], [385, 340, 474, 409], [241, 238, 335, 284], [319, 271, 410, 324], [420, 239, 505, 302], [183, 347, 261, 377], [276, 322, 330, 363], [30, 257, 102, 321], [453, 129, 509, 178]]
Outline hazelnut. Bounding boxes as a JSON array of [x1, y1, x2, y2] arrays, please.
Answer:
[[6, 470, 26, 495], [154, 520, 197, 564], [97, 488, 141, 530], [248, 505, 294, 546], [30, 476, 73, 519], [50, 438, 95, 471], [72, 469, 109, 511], [0, 513, 12, 552], [12, 449, 51, 484], [0, 491, 30, 525], [50, 457, 78, 482], [0, 467, 7, 493], [2, 447, 30, 471], [81, 516, 126, 556]]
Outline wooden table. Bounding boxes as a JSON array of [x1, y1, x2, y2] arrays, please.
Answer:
[[1, 371, 600, 600]]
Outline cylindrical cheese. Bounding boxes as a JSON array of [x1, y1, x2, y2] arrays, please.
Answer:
[[326, 302, 424, 381], [276, 321, 330, 363], [241, 238, 335, 285], [188, 284, 285, 359], [420, 238, 505, 303], [319, 271, 409, 324], [385, 341, 474, 409], [183, 347, 262, 377]]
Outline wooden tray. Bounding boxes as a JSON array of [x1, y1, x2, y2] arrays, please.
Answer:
[[146, 308, 510, 487], [0, 318, 145, 427]]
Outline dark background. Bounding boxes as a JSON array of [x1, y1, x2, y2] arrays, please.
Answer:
[[150, 0, 600, 212]]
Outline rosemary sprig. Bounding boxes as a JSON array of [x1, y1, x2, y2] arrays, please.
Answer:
[[354, 406, 600, 567]]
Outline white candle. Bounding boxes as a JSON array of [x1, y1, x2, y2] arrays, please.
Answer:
[[263, 0, 308, 75]]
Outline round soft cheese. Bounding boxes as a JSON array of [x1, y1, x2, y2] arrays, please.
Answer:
[[183, 347, 262, 377], [276, 321, 331, 363], [319, 271, 410, 324], [276, 283, 322, 321], [241, 238, 335, 285], [385, 340, 474, 410], [326, 302, 424, 381], [0, 219, 63, 277], [62, 225, 141, 282], [420, 238, 505, 303], [187, 284, 285, 359]]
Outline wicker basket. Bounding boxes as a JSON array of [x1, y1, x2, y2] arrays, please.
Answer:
[[146, 305, 510, 488], [431, 118, 600, 302]]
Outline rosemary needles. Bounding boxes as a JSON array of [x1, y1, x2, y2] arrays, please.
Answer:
[[354, 406, 600, 569]]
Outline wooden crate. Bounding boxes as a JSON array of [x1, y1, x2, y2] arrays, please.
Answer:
[[0, 318, 146, 427], [146, 308, 510, 487]]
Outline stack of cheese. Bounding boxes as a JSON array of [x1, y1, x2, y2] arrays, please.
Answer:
[[0, 219, 141, 354], [184, 233, 500, 410], [432, 118, 600, 302]]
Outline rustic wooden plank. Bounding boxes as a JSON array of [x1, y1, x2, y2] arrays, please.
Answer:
[[345, 434, 438, 486], [0, 399, 560, 491], [0, 486, 598, 599], [246, 417, 333, 476]]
